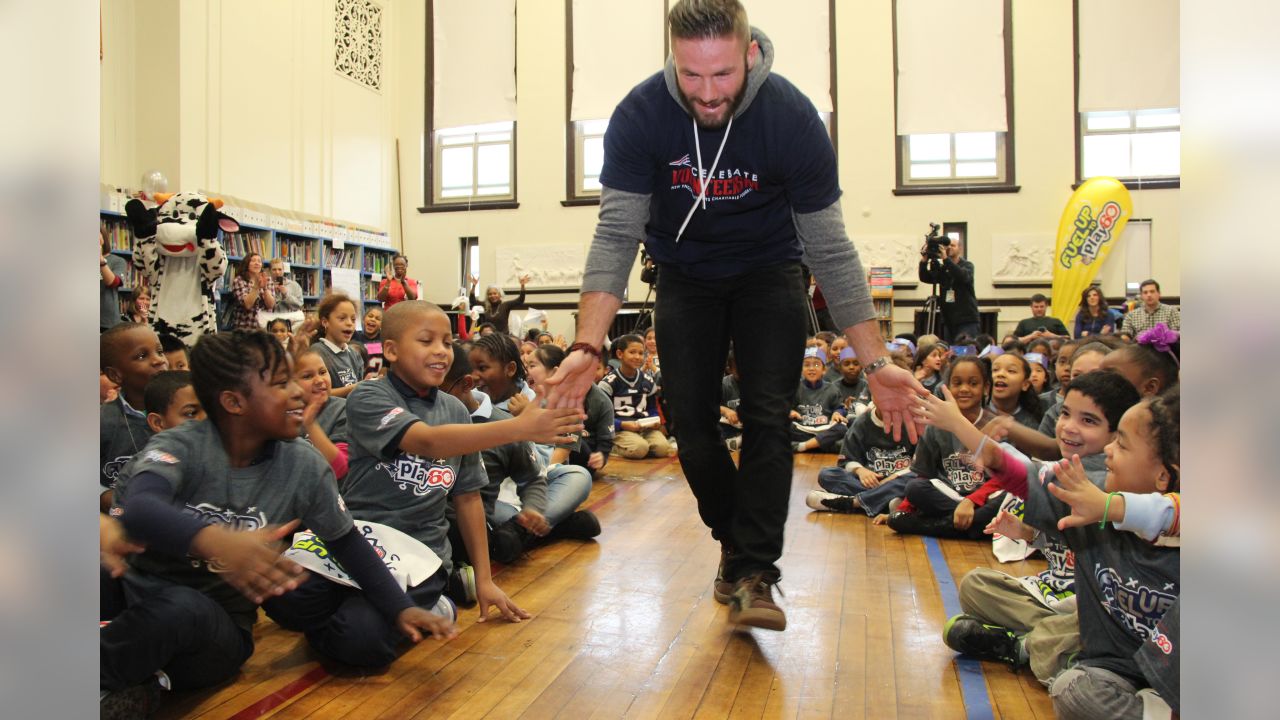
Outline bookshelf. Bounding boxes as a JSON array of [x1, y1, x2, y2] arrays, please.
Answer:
[[869, 266, 894, 339], [99, 205, 396, 320], [362, 247, 397, 306]]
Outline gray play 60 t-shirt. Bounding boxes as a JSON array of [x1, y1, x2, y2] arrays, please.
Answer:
[[341, 374, 487, 573], [115, 420, 355, 630]]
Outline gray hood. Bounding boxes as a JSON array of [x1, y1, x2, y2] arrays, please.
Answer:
[[663, 27, 774, 120]]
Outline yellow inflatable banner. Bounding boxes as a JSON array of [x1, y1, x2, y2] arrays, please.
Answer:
[[1051, 177, 1133, 327]]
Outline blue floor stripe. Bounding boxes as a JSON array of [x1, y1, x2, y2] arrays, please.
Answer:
[[923, 537, 995, 720]]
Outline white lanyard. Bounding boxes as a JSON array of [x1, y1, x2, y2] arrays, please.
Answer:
[[675, 114, 733, 244]]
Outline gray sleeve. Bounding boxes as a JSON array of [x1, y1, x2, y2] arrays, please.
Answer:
[[283, 280, 304, 309], [346, 382, 419, 460], [511, 444, 547, 514], [794, 200, 876, 330], [580, 186, 649, 298], [295, 449, 356, 541]]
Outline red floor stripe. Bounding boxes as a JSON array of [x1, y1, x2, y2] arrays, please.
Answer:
[[227, 479, 632, 716], [226, 665, 331, 720]]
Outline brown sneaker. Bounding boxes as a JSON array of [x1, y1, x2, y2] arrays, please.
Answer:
[[728, 574, 786, 630], [713, 545, 735, 604]]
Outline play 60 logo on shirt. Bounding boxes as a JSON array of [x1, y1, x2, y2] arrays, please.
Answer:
[[381, 453, 455, 496]]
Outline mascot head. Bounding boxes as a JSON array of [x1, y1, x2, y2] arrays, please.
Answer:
[[125, 192, 240, 257]]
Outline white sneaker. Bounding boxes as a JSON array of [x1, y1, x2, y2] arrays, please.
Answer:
[[806, 489, 857, 513], [432, 594, 458, 623], [725, 436, 742, 452]]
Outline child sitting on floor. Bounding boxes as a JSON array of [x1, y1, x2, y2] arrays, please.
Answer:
[[598, 333, 671, 459], [791, 347, 847, 454], [807, 401, 917, 521], [100, 323, 169, 512], [887, 356, 996, 539], [102, 330, 452, 706], [143, 370, 205, 433], [917, 383, 1179, 720]]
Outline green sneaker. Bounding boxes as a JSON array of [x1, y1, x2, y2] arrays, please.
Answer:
[[942, 614, 1023, 667]]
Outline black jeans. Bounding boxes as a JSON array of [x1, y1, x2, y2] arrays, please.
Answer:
[[100, 574, 254, 692], [654, 261, 808, 582], [262, 568, 447, 669], [890, 477, 1002, 539]]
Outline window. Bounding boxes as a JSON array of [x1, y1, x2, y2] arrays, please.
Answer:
[[435, 123, 515, 202], [572, 119, 609, 197], [421, 0, 517, 212], [564, 0, 664, 205], [894, 0, 1016, 194], [1079, 110, 1180, 182], [459, 236, 479, 291], [904, 132, 1005, 183], [1075, 0, 1178, 188]]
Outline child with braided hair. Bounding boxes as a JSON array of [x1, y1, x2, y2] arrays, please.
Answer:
[[102, 330, 453, 706]]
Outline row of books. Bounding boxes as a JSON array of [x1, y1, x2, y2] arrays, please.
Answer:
[[324, 247, 359, 269], [279, 238, 318, 265], [224, 232, 269, 259], [101, 219, 133, 252], [295, 272, 319, 296], [363, 251, 395, 274]]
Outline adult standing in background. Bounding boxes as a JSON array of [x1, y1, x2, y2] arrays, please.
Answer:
[[545, 0, 926, 633], [1073, 286, 1113, 338], [1120, 279, 1180, 338], [100, 228, 127, 331], [468, 273, 530, 334], [376, 254, 419, 310], [228, 252, 278, 331], [918, 238, 980, 342]]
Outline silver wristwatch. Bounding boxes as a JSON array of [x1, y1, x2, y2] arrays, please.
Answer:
[[864, 357, 891, 375]]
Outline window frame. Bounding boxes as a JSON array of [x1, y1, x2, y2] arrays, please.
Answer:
[[419, 0, 519, 214], [892, 0, 1019, 196], [1072, 0, 1179, 191]]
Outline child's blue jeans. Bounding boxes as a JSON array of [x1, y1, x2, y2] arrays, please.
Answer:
[[816, 468, 914, 516]]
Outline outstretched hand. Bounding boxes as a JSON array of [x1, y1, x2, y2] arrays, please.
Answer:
[[912, 384, 968, 434], [983, 509, 1034, 541], [864, 364, 928, 443], [514, 390, 584, 444], [1046, 454, 1110, 530], [544, 348, 597, 410]]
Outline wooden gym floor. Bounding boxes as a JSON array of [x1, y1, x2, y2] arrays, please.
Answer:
[[157, 453, 1055, 720]]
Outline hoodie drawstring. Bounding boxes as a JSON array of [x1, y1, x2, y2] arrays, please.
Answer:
[[675, 114, 733, 244]]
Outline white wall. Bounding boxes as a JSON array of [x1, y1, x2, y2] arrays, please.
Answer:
[[392, 0, 1179, 339], [101, 0, 398, 231], [107, 0, 1178, 340]]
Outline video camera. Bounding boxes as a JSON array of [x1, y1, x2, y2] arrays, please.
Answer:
[[922, 222, 951, 261], [639, 249, 657, 286]]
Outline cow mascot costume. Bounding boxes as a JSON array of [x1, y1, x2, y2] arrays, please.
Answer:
[[125, 192, 238, 344]]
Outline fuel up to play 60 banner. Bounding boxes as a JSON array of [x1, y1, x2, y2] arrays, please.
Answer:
[[1051, 177, 1133, 327]]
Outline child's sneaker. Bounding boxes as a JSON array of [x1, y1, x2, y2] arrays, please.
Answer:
[[447, 563, 477, 608], [100, 678, 164, 720], [728, 573, 786, 631], [790, 441, 804, 453], [942, 614, 1024, 667], [432, 594, 458, 624], [546, 510, 602, 540], [490, 521, 530, 564], [725, 436, 742, 452], [805, 489, 858, 513]]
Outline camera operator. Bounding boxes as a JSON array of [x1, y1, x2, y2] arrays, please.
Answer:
[[918, 231, 979, 342]]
